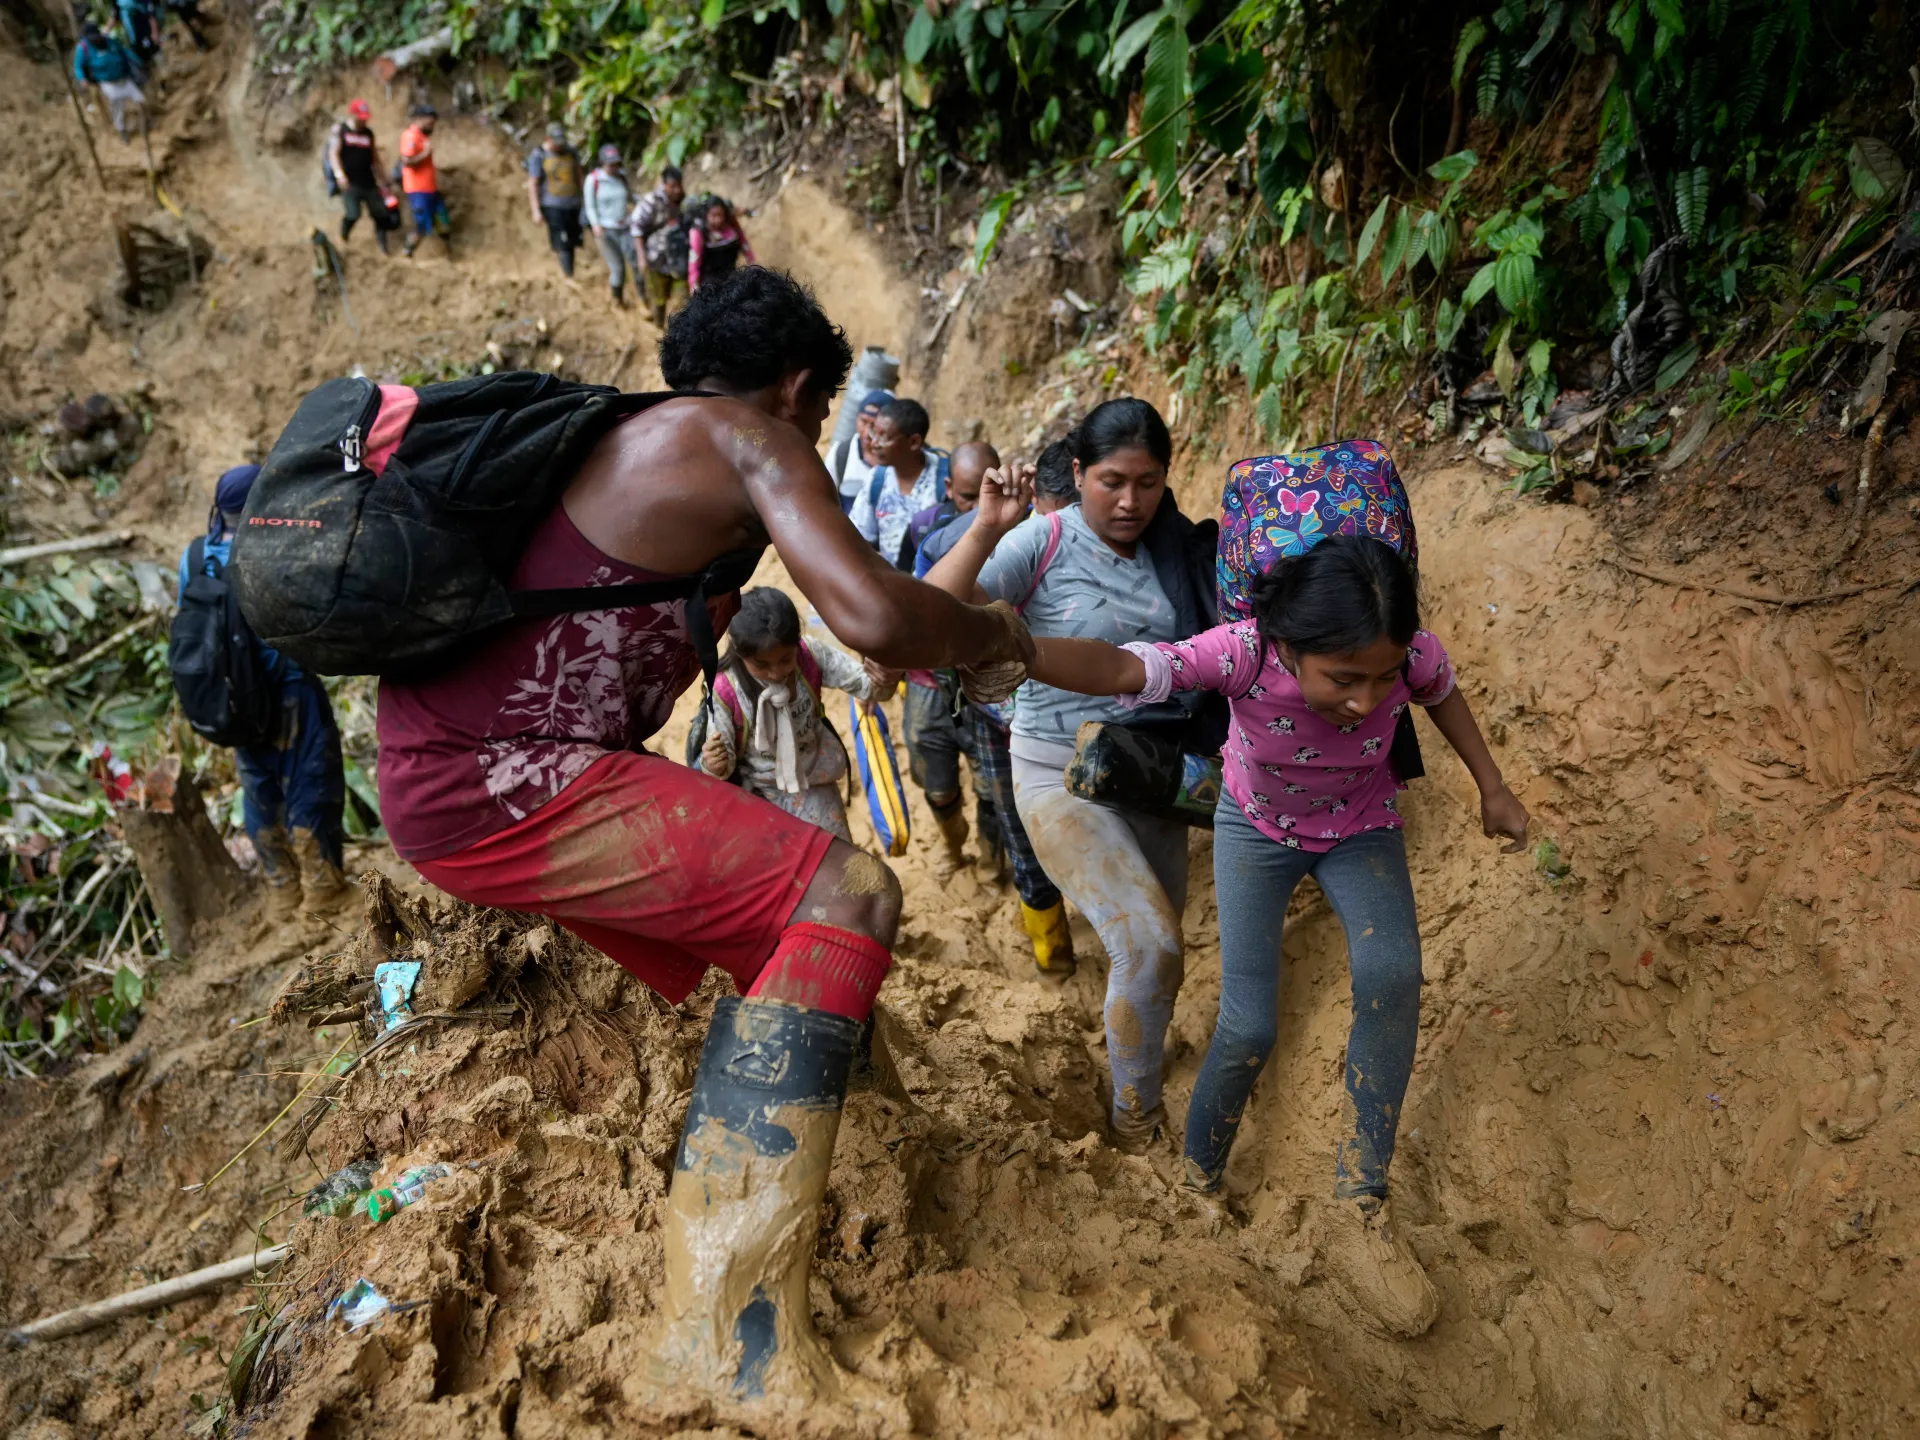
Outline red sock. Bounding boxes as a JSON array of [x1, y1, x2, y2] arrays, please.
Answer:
[[746, 923, 893, 1022]]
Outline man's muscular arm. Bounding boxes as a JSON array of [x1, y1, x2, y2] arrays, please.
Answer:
[[730, 417, 1026, 671]]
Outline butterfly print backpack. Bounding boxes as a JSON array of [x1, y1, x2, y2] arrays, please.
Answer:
[[1216, 438, 1417, 620]]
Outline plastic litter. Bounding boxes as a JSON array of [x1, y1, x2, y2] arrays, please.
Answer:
[[302, 1158, 378, 1218], [365, 1164, 451, 1223], [374, 960, 422, 1030], [326, 1279, 393, 1330]]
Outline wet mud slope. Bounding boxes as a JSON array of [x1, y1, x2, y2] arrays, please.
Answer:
[[3, 13, 1920, 1440]]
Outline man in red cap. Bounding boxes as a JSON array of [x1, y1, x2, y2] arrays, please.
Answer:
[[327, 99, 395, 255]]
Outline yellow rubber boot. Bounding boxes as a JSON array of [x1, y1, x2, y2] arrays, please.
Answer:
[[1020, 900, 1075, 978]]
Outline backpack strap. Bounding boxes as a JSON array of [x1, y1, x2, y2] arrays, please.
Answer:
[[1016, 510, 1064, 615], [866, 464, 886, 512]]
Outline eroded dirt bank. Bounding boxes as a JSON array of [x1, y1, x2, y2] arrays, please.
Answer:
[[1, 15, 1917, 1440]]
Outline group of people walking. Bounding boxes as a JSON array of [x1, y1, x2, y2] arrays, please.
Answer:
[[206, 256, 1534, 1414], [676, 320, 1532, 1340], [323, 103, 752, 326]]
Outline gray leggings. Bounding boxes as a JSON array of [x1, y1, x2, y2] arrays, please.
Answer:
[[1187, 794, 1422, 1197], [1012, 751, 1188, 1129]]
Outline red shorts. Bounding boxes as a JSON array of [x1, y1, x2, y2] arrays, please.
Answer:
[[411, 749, 835, 1003]]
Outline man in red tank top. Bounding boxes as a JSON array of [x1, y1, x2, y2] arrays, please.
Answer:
[[377, 267, 1031, 1424]]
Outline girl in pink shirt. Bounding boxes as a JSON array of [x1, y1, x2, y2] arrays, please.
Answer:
[[1032, 532, 1528, 1339]]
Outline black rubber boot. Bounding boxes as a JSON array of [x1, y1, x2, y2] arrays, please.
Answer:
[[652, 996, 858, 1402]]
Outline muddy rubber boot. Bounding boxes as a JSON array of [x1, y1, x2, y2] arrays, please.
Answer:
[[1321, 1196, 1438, 1339], [929, 799, 969, 879], [632, 997, 903, 1431], [1019, 899, 1075, 979], [290, 827, 350, 918], [403, 231, 419, 257], [254, 826, 300, 922]]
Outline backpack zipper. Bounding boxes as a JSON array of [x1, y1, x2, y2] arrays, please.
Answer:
[[338, 380, 382, 473]]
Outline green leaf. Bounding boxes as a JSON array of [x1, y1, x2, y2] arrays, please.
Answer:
[[1525, 338, 1553, 381], [1354, 196, 1390, 269], [1652, 337, 1699, 394], [1493, 252, 1538, 313], [1103, 8, 1163, 80], [903, 6, 935, 64], [1607, 0, 1640, 53], [1453, 17, 1487, 85], [1140, 12, 1189, 203], [1427, 149, 1478, 184], [1379, 206, 1411, 283], [700, 0, 725, 27], [973, 190, 1015, 272], [1462, 262, 1498, 308], [1849, 138, 1905, 204]]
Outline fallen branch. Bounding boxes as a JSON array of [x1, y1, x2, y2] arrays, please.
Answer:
[[1827, 409, 1889, 580], [30, 614, 162, 690], [1329, 332, 1358, 439], [1601, 555, 1903, 608], [924, 278, 972, 350], [6, 1245, 291, 1346], [0, 532, 134, 567]]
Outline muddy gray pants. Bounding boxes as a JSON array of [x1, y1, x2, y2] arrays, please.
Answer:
[[1012, 750, 1188, 1132]]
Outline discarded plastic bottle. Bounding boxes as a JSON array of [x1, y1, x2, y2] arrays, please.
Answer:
[[363, 1164, 450, 1223]]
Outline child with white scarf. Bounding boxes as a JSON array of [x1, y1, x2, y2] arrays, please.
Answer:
[[700, 587, 876, 842]]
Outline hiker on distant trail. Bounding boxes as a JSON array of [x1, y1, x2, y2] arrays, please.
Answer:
[[397, 104, 452, 259], [175, 466, 351, 922], [699, 587, 876, 843], [829, 388, 892, 513], [850, 397, 949, 570], [687, 194, 753, 292], [915, 436, 1074, 971], [584, 144, 637, 307], [526, 121, 585, 278], [926, 399, 1218, 1151], [329, 100, 395, 255], [73, 20, 145, 144], [1027, 534, 1528, 1339], [629, 163, 689, 326], [117, 0, 161, 66], [888, 440, 996, 877], [374, 266, 1032, 1409]]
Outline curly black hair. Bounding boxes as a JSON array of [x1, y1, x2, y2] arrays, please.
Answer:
[[659, 267, 853, 398]]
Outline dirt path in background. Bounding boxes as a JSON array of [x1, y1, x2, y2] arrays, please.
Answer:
[[2, 15, 1918, 1440]]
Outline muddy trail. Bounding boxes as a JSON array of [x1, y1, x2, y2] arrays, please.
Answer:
[[3, 13, 1920, 1440]]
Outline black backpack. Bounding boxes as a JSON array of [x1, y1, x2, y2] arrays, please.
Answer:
[[170, 537, 282, 748], [231, 372, 757, 681]]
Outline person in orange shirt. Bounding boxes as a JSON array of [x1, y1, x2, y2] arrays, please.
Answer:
[[398, 104, 452, 258]]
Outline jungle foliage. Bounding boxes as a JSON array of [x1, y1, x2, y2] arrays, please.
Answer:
[[252, 0, 1906, 449]]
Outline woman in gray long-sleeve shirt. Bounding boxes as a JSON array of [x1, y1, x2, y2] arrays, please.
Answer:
[[925, 398, 1197, 1153]]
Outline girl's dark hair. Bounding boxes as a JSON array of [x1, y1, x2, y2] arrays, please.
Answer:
[[705, 195, 737, 225], [1071, 397, 1172, 473], [1251, 534, 1419, 656], [1033, 436, 1078, 502], [660, 267, 852, 396], [725, 587, 801, 659]]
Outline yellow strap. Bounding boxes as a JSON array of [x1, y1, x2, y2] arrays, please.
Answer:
[[858, 707, 911, 856]]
